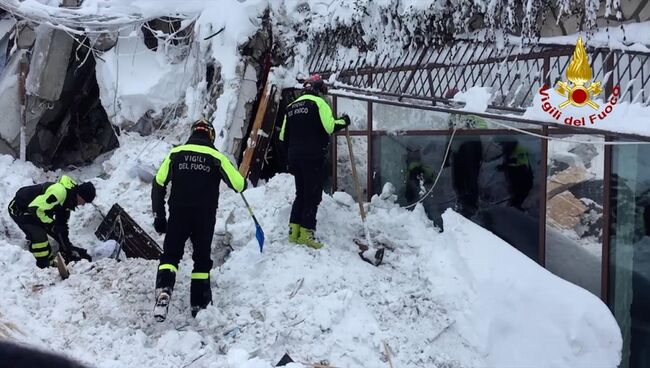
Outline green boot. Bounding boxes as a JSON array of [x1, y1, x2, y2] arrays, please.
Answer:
[[288, 223, 300, 244], [298, 227, 324, 249]]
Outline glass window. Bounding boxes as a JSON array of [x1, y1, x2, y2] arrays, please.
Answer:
[[336, 97, 368, 131], [545, 135, 604, 297], [336, 135, 368, 198], [371, 131, 542, 260], [373, 103, 450, 131], [372, 103, 540, 132], [610, 142, 650, 368]]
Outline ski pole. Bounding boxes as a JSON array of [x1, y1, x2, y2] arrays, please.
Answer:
[[240, 193, 265, 252]]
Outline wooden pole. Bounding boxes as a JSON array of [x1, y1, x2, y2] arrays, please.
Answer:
[[345, 127, 374, 248]]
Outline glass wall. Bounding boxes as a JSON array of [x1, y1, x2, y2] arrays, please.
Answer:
[[371, 130, 542, 260], [610, 143, 650, 368], [336, 136, 367, 197], [546, 135, 604, 297], [327, 93, 650, 368]]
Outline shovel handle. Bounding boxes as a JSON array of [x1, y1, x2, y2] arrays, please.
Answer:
[[344, 127, 366, 221]]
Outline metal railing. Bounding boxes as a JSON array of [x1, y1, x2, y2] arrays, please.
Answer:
[[307, 35, 650, 111]]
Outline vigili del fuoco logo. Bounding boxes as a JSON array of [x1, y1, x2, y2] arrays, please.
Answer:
[[538, 37, 620, 126]]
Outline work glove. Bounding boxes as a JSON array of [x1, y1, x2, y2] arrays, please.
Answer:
[[70, 246, 92, 262], [60, 245, 92, 263], [341, 114, 351, 127], [154, 215, 167, 234]]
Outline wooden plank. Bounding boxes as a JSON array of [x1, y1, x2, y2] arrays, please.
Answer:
[[247, 86, 280, 186], [239, 82, 270, 178]]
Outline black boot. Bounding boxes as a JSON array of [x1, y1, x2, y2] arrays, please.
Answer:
[[154, 267, 177, 322], [154, 287, 172, 322], [190, 278, 212, 318]]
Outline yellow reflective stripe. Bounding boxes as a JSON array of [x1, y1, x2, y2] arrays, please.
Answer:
[[31, 241, 49, 249], [469, 115, 488, 129], [28, 183, 67, 224], [8, 200, 16, 216], [159, 264, 178, 273], [191, 272, 209, 279], [32, 250, 50, 258], [58, 175, 76, 189], [279, 115, 287, 141], [155, 153, 172, 186], [169, 144, 245, 193], [509, 145, 530, 167]]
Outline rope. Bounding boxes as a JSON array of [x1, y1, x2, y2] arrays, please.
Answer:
[[488, 119, 650, 145], [402, 128, 457, 209]]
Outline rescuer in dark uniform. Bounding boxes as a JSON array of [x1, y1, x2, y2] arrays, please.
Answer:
[[151, 119, 246, 321], [7, 175, 95, 268], [279, 74, 350, 249], [497, 140, 534, 210]]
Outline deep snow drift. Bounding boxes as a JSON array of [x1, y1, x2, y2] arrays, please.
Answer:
[[0, 136, 621, 368]]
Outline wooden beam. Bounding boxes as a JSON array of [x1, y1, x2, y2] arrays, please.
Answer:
[[239, 82, 270, 179]]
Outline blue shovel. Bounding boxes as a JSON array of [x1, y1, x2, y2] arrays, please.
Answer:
[[240, 193, 265, 252]]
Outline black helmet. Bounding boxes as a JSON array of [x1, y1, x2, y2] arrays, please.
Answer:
[[77, 182, 96, 203], [191, 119, 215, 142], [303, 74, 327, 94]]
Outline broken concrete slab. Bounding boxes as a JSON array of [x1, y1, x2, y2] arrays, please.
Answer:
[[547, 191, 588, 230], [25, 25, 74, 101], [547, 166, 589, 199], [0, 49, 27, 156]]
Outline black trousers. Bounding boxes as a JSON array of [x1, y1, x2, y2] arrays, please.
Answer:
[[452, 141, 483, 213], [289, 157, 325, 230], [8, 200, 53, 268], [505, 166, 533, 209], [156, 206, 216, 308]]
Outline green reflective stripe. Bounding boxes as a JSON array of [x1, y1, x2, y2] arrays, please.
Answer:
[[32, 250, 50, 258], [509, 145, 530, 167], [155, 153, 172, 186], [191, 272, 209, 280], [408, 162, 422, 171], [169, 144, 245, 193], [28, 183, 67, 224], [315, 97, 338, 134], [58, 175, 76, 189], [279, 115, 287, 141], [159, 264, 178, 273], [31, 241, 49, 249], [469, 116, 488, 129]]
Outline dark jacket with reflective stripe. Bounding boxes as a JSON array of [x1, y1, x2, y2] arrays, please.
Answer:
[[151, 136, 246, 218], [279, 92, 347, 160], [11, 176, 78, 233]]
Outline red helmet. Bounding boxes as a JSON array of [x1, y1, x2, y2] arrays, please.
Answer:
[[191, 118, 215, 142], [303, 74, 327, 94], [444, 87, 460, 99]]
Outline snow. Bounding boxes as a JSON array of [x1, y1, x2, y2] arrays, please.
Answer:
[[452, 86, 492, 113], [0, 140, 622, 367], [0, 0, 630, 366], [95, 30, 199, 126]]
